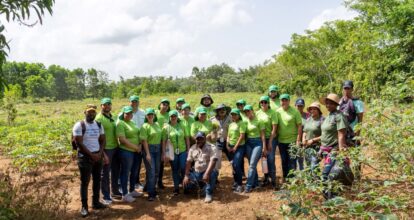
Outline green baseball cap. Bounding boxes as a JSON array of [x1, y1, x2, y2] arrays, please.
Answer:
[[280, 93, 290, 100], [129, 95, 139, 102], [230, 108, 241, 115], [160, 98, 170, 104], [196, 106, 207, 114], [243, 105, 253, 111], [145, 108, 156, 115], [101, 97, 112, 105], [181, 103, 191, 110], [169, 110, 179, 117], [122, 106, 134, 113], [268, 85, 279, 93], [260, 96, 270, 102], [236, 99, 246, 105], [176, 98, 185, 103]]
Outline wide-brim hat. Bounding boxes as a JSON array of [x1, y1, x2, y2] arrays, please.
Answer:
[[307, 102, 322, 113], [215, 103, 231, 113], [200, 94, 214, 105], [320, 93, 340, 105]]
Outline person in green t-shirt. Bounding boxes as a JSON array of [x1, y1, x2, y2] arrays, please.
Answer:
[[302, 102, 324, 174], [155, 98, 170, 189], [243, 105, 267, 193], [180, 103, 195, 144], [294, 98, 308, 171], [95, 98, 120, 204], [276, 94, 302, 179], [268, 85, 281, 110], [116, 106, 142, 203], [256, 95, 279, 188], [161, 110, 190, 195], [140, 108, 162, 201], [226, 108, 247, 193], [175, 98, 186, 112], [320, 93, 350, 199], [190, 107, 214, 142], [236, 99, 248, 121]]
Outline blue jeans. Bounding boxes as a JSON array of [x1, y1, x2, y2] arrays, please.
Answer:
[[101, 148, 121, 200], [185, 169, 218, 196], [120, 149, 142, 196], [245, 138, 263, 190], [297, 156, 304, 171], [279, 142, 297, 178], [231, 144, 246, 186], [143, 144, 161, 197], [266, 138, 278, 182], [171, 151, 188, 190], [305, 147, 320, 175]]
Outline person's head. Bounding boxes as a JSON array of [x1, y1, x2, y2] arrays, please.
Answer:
[[200, 94, 214, 107], [320, 93, 340, 113], [268, 85, 280, 99], [158, 98, 170, 113], [195, 131, 206, 148], [342, 80, 354, 97], [129, 95, 140, 110], [100, 97, 112, 113], [168, 110, 180, 124], [215, 104, 229, 118], [230, 108, 241, 122], [307, 102, 322, 118], [236, 99, 246, 111], [259, 95, 270, 110], [118, 106, 134, 122], [144, 108, 157, 124], [280, 94, 291, 109], [295, 98, 305, 113], [181, 103, 191, 117], [195, 107, 208, 122], [176, 98, 185, 110], [84, 104, 97, 122], [243, 105, 254, 119]]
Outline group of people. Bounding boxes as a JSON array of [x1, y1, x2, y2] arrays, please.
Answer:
[[72, 80, 364, 217]]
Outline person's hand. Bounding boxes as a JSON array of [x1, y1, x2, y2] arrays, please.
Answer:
[[226, 146, 233, 153], [146, 153, 151, 163], [262, 147, 268, 157], [91, 154, 100, 162], [162, 153, 169, 162], [103, 153, 110, 165], [202, 173, 210, 183], [296, 140, 301, 148], [183, 175, 190, 186]]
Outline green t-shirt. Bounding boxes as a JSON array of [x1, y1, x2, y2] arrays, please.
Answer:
[[245, 117, 265, 139], [190, 120, 213, 137], [256, 109, 278, 138], [321, 111, 347, 147], [95, 113, 117, 149], [270, 98, 280, 110], [180, 116, 195, 138], [156, 110, 169, 126], [162, 123, 188, 153], [116, 120, 140, 152], [228, 120, 247, 146], [140, 122, 162, 145], [197, 105, 215, 118], [303, 116, 324, 140], [240, 112, 248, 122], [276, 106, 302, 143]]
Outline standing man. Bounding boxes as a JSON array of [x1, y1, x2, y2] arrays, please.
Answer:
[[198, 94, 215, 118], [268, 85, 281, 110], [95, 98, 120, 205], [73, 104, 106, 217], [339, 80, 364, 134]]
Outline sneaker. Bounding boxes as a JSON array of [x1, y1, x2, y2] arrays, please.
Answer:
[[173, 189, 179, 196], [92, 202, 107, 209], [112, 190, 122, 199], [260, 180, 270, 187], [271, 181, 280, 190], [122, 194, 136, 203], [129, 190, 143, 198], [135, 183, 145, 190], [244, 188, 252, 193], [233, 185, 243, 193], [148, 196, 155, 201], [232, 182, 238, 190], [204, 194, 213, 203], [102, 199, 113, 206], [80, 207, 88, 217]]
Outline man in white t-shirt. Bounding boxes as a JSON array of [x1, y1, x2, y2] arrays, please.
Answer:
[[73, 104, 106, 217]]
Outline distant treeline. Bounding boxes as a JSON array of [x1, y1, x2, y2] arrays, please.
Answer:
[[1, 0, 413, 101]]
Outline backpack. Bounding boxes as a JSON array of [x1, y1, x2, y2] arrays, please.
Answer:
[[339, 97, 358, 125], [71, 121, 101, 151]]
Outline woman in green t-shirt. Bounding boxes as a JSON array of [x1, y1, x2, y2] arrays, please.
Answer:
[[226, 108, 247, 193], [116, 106, 142, 203], [243, 105, 267, 193], [140, 108, 162, 201], [180, 103, 195, 144], [302, 102, 324, 174], [162, 110, 190, 196], [190, 107, 213, 142]]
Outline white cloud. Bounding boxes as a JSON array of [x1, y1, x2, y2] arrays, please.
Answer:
[[308, 6, 358, 30]]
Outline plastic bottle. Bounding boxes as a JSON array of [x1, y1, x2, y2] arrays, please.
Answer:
[[262, 157, 268, 174]]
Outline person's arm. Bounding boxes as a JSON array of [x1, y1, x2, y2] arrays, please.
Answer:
[[268, 124, 276, 151], [76, 136, 99, 161], [185, 137, 190, 151], [260, 129, 267, 157], [234, 133, 245, 151], [338, 128, 347, 150], [203, 154, 218, 183], [118, 136, 140, 151], [142, 140, 151, 162], [297, 124, 303, 147], [183, 152, 193, 186]]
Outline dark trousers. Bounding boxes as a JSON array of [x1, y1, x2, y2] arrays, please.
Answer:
[[101, 148, 121, 200], [78, 155, 102, 208], [279, 143, 297, 178]]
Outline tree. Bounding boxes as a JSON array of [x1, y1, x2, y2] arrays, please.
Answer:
[[25, 75, 48, 98]]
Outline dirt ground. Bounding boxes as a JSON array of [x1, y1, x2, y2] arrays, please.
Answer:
[[1, 153, 285, 220]]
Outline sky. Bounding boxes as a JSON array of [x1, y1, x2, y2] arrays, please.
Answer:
[[2, 0, 357, 80]]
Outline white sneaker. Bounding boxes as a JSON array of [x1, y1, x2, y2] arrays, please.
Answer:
[[129, 190, 143, 198], [102, 199, 112, 206], [122, 194, 136, 203], [204, 194, 213, 203]]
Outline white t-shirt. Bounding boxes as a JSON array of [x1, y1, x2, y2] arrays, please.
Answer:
[[73, 120, 105, 153], [132, 108, 146, 128]]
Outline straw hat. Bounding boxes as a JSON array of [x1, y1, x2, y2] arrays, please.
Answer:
[[307, 102, 322, 113], [320, 93, 340, 105]]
